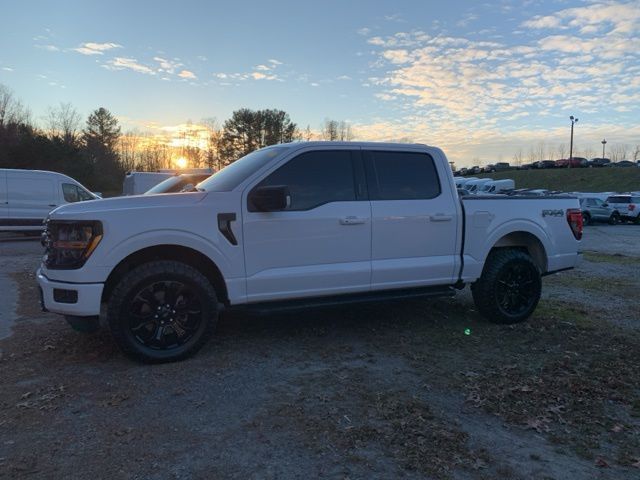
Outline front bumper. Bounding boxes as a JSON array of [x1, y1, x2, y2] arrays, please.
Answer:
[[37, 268, 103, 316]]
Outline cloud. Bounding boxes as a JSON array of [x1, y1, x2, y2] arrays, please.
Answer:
[[361, 1, 640, 164], [2, 67, 14, 72], [73, 42, 122, 55], [103, 57, 155, 75], [178, 69, 196, 79], [35, 44, 60, 52], [268, 59, 283, 65], [357, 27, 371, 36], [154, 56, 182, 73], [251, 72, 278, 80], [522, 1, 640, 35]]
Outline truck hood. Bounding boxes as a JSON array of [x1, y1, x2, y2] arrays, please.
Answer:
[[49, 192, 208, 219]]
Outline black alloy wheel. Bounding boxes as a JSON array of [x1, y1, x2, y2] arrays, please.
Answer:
[[107, 261, 218, 363], [128, 280, 203, 350]]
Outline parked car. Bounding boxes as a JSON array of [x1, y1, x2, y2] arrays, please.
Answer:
[[482, 164, 496, 173], [123, 168, 214, 195], [587, 158, 611, 168], [458, 167, 469, 176], [469, 166, 482, 174], [38, 141, 582, 362], [605, 194, 640, 224], [494, 162, 511, 171], [0, 169, 97, 232], [556, 158, 587, 168], [144, 173, 212, 195], [579, 197, 619, 225], [533, 160, 556, 169], [518, 163, 533, 170], [614, 160, 635, 168]]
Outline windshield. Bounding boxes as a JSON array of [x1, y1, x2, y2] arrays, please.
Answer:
[[144, 177, 182, 195], [197, 147, 287, 192]]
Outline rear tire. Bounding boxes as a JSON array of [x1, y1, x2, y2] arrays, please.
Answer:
[[582, 212, 591, 225], [609, 212, 620, 225], [471, 249, 542, 324], [107, 261, 218, 363]]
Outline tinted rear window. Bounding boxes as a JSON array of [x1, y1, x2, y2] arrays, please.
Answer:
[[365, 151, 440, 200], [606, 196, 629, 203]]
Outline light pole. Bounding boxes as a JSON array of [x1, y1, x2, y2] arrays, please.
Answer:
[[568, 115, 578, 168], [601, 139, 607, 158]]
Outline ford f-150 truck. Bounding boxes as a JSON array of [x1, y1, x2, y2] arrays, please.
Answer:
[[37, 142, 582, 362]]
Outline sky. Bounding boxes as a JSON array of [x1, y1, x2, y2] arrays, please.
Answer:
[[1, 0, 639, 166]]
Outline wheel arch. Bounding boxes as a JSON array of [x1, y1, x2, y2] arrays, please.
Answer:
[[101, 245, 229, 306], [488, 231, 548, 273]]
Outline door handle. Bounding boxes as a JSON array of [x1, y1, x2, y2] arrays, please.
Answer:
[[339, 216, 367, 225], [430, 214, 453, 222], [48, 204, 57, 207]]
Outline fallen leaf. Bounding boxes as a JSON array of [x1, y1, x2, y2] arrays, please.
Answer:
[[595, 457, 609, 468]]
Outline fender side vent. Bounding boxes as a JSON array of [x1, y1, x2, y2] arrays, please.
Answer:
[[217, 213, 238, 246]]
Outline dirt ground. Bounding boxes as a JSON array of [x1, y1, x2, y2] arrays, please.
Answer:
[[0, 225, 639, 479]]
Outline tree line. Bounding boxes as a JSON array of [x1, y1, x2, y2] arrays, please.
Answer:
[[0, 83, 355, 192]]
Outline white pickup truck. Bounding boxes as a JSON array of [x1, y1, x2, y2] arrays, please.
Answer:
[[37, 142, 582, 362]]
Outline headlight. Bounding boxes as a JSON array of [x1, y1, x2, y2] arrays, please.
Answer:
[[43, 220, 103, 269]]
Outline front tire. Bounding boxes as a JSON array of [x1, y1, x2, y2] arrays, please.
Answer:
[[471, 249, 542, 324], [107, 261, 218, 363]]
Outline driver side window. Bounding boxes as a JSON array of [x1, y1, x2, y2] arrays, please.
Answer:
[[254, 150, 357, 211]]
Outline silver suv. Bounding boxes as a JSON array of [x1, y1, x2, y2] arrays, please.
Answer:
[[579, 197, 620, 225], [605, 195, 640, 224]]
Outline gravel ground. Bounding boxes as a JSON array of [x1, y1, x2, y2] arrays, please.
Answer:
[[0, 225, 639, 479]]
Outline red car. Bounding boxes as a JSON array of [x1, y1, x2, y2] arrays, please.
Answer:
[[555, 157, 587, 168]]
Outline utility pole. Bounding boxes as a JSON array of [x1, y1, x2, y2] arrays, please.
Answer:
[[601, 139, 607, 158], [569, 116, 578, 168]]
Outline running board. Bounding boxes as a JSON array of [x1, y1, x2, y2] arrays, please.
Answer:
[[231, 285, 456, 314]]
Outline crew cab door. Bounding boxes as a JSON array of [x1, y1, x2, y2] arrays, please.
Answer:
[[242, 147, 371, 303], [364, 149, 459, 289]]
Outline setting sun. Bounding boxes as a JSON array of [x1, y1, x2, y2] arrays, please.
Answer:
[[175, 156, 188, 169]]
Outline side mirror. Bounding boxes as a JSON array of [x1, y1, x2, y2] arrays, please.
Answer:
[[249, 185, 290, 212]]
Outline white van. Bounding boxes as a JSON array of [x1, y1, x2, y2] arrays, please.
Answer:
[[0, 169, 97, 232], [479, 179, 515, 194], [465, 178, 493, 194], [123, 168, 214, 195]]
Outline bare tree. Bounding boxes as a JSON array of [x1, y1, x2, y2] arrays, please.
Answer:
[[527, 145, 536, 164], [322, 119, 339, 140], [512, 148, 523, 166], [610, 144, 629, 162], [536, 141, 546, 161], [202, 118, 222, 170], [321, 119, 353, 141], [555, 143, 567, 160], [118, 131, 140, 172], [0, 84, 30, 127], [46, 102, 81, 145], [581, 146, 595, 159], [633, 145, 640, 161]]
